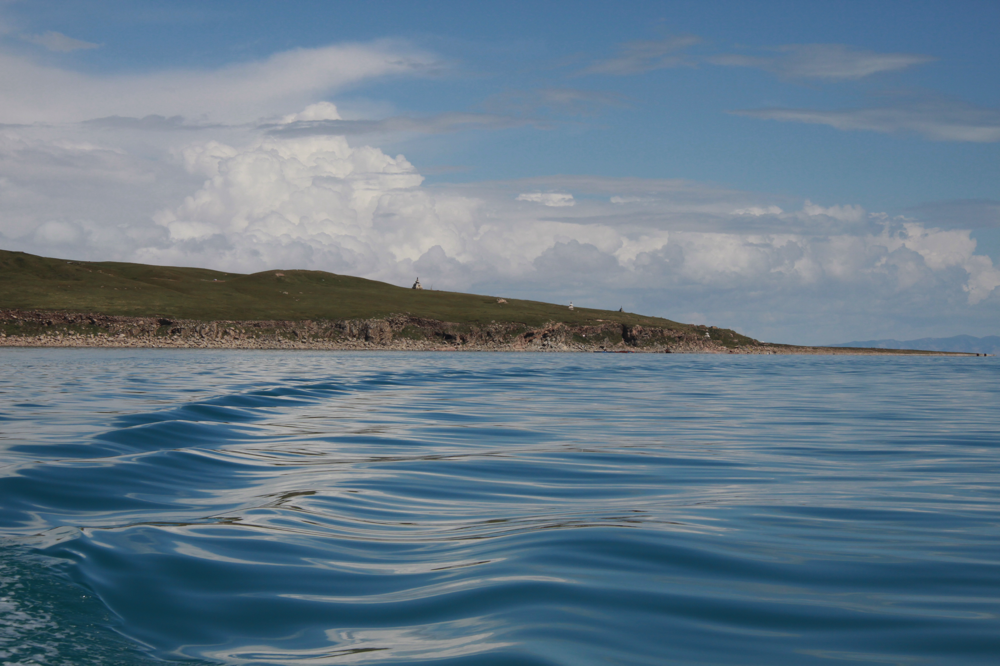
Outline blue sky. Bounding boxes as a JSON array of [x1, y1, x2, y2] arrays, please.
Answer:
[[1, 1, 998, 343]]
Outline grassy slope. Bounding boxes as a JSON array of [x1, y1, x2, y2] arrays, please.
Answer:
[[0, 249, 697, 331]]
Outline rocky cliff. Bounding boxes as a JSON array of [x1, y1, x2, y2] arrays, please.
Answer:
[[0, 309, 758, 353]]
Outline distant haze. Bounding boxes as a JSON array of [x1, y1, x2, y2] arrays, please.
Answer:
[[829, 335, 1000, 354]]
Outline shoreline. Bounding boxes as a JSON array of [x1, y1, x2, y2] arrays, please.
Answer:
[[0, 309, 982, 356], [0, 334, 980, 356]]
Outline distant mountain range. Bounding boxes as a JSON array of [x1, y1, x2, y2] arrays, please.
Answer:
[[829, 335, 1000, 354]]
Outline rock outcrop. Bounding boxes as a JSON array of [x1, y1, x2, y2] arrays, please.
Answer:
[[0, 309, 771, 353], [1, 309, 967, 354]]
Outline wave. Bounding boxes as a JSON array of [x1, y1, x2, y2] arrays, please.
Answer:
[[1, 351, 998, 664]]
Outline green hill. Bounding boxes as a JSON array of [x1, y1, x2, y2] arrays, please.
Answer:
[[0, 248, 696, 332]]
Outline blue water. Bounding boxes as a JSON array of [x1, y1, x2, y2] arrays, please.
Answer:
[[1, 350, 999, 665]]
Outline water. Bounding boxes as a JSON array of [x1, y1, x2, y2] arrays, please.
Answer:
[[1, 350, 998, 665]]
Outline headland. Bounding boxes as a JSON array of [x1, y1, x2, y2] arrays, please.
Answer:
[[0, 250, 977, 355]]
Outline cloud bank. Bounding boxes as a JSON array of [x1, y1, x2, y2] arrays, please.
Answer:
[[2, 101, 997, 344]]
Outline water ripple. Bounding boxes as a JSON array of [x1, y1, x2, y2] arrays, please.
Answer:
[[1, 350, 998, 664]]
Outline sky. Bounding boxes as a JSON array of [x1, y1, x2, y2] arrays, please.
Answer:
[[0, 0, 998, 345]]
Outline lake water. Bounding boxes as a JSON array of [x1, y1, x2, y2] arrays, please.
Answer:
[[1, 349, 998, 665]]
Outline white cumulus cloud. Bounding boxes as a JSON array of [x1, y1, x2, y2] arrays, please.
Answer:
[[146, 103, 440, 275]]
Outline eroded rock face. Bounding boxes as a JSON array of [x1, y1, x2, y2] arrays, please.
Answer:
[[0, 309, 756, 353], [519, 323, 568, 348], [623, 324, 700, 347]]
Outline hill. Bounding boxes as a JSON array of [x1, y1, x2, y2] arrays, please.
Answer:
[[0, 249, 768, 351], [0, 248, 690, 329], [829, 335, 1000, 355], [2, 250, 980, 355]]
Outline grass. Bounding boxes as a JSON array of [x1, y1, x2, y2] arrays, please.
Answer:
[[0, 249, 701, 332]]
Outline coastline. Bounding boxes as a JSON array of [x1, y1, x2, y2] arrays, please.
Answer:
[[1, 338, 975, 355], [0, 309, 978, 356]]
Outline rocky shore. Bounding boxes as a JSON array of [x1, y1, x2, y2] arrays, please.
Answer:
[[0, 309, 973, 355], [0, 309, 774, 353]]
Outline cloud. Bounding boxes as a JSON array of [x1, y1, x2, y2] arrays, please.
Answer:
[[732, 98, 1000, 142], [262, 89, 620, 141], [800, 200, 865, 223], [963, 255, 1000, 304], [83, 115, 227, 131], [533, 240, 622, 283], [143, 104, 445, 276], [482, 88, 626, 117], [732, 206, 783, 217], [516, 192, 575, 207], [0, 129, 184, 240], [128, 123, 1000, 312], [906, 199, 1000, 229], [22, 31, 101, 53], [0, 40, 436, 124], [32, 219, 88, 245], [710, 44, 933, 80], [610, 196, 653, 204], [876, 222, 1000, 304], [582, 35, 700, 75], [262, 112, 533, 138]]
